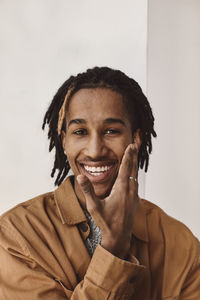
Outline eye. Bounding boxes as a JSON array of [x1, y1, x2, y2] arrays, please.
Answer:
[[73, 129, 87, 135], [105, 129, 120, 135]]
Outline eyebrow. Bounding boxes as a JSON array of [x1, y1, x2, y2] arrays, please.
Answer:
[[103, 118, 126, 127], [68, 119, 86, 127], [68, 118, 126, 127]]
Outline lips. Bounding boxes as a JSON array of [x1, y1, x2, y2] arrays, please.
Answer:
[[79, 162, 116, 183], [83, 165, 112, 176]]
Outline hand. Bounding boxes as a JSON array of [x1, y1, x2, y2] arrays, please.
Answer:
[[77, 143, 139, 259]]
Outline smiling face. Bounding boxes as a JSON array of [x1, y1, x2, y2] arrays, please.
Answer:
[[62, 87, 139, 203]]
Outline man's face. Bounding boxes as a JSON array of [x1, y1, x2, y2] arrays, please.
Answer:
[[62, 87, 138, 199]]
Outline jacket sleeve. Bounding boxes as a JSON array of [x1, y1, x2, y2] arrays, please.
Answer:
[[0, 222, 145, 300], [180, 240, 200, 300], [64, 245, 145, 300]]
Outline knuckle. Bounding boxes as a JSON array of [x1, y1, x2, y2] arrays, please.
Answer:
[[130, 185, 138, 196], [80, 180, 91, 194], [129, 189, 135, 198], [82, 185, 91, 194]]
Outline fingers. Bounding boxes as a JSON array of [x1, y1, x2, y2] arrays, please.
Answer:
[[128, 143, 139, 198], [118, 143, 138, 181], [129, 143, 139, 180], [111, 143, 138, 197], [76, 175, 99, 212]]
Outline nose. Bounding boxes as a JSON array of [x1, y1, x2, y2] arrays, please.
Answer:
[[85, 133, 107, 159]]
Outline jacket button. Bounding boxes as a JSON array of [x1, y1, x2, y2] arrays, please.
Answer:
[[129, 276, 136, 284], [80, 223, 88, 232]]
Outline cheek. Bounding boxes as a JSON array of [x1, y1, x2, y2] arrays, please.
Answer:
[[114, 143, 130, 164], [64, 138, 76, 162], [118, 146, 127, 159], [64, 137, 84, 166], [65, 150, 78, 173], [65, 135, 79, 153]]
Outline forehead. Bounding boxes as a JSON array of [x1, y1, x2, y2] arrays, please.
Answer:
[[66, 88, 128, 120]]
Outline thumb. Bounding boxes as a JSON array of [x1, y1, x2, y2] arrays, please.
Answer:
[[76, 175, 98, 212]]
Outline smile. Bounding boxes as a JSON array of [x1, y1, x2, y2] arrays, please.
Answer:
[[79, 162, 116, 183], [83, 165, 112, 176]]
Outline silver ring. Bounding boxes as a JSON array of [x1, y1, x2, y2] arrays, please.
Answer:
[[129, 176, 137, 182]]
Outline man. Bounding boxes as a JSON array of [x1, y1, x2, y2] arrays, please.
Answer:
[[0, 67, 199, 299]]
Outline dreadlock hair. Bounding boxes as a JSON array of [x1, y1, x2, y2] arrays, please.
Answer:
[[42, 66, 157, 186]]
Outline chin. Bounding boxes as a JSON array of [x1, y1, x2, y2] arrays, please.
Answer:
[[93, 184, 112, 199]]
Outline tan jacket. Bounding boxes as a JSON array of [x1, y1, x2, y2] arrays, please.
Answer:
[[0, 176, 199, 299]]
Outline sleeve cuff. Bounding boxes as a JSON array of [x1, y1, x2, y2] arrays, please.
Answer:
[[85, 244, 145, 295]]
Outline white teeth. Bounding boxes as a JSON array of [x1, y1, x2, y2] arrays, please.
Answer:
[[93, 172, 102, 176], [83, 165, 112, 174]]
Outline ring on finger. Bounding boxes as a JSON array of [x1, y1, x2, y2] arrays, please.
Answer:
[[129, 176, 137, 182]]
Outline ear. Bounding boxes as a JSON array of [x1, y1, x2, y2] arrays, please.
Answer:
[[61, 130, 66, 152], [133, 129, 142, 150]]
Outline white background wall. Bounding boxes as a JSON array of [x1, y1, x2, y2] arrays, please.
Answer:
[[0, 1, 147, 211], [146, 0, 200, 237], [1, 0, 199, 239]]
